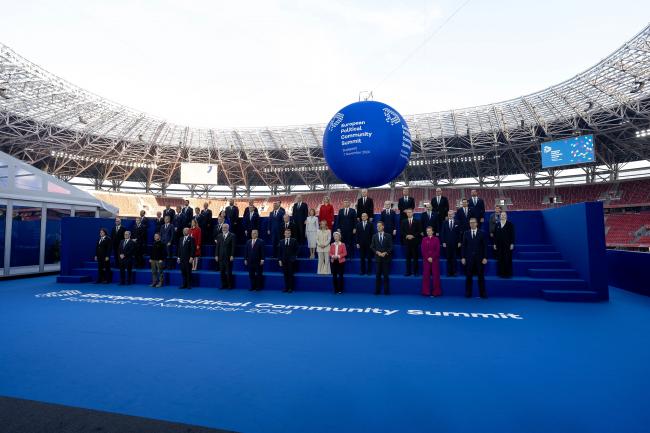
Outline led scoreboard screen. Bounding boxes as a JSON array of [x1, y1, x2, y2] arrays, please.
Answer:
[[541, 134, 595, 168]]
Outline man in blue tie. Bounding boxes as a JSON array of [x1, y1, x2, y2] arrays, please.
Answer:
[[244, 229, 265, 291], [370, 221, 393, 295], [461, 217, 488, 298]]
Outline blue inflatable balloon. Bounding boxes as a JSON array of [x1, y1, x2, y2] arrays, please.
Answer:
[[323, 100, 412, 188]]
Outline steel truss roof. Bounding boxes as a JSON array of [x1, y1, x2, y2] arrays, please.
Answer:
[[1, 25, 649, 189]]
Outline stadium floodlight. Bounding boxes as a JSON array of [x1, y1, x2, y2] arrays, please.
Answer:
[[635, 129, 649, 138]]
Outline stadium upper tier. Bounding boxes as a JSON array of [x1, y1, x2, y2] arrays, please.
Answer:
[[0, 25, 649, 187]]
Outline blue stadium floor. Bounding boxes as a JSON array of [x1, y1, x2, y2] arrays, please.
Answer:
[[1, 276, 648, 433]]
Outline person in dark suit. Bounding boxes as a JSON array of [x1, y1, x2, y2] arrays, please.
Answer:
[[224, 198, 239, 233], [468, 189, 486, 224], [182, 200, 194, 228], [336, 200, 357, 255], [110, 217, 126, 267], [118, 231, 136, 285], [242, 199, 258, 221], [440, 209, 461, 276], [244, 229, 265, 291], [214, 223, 236, 289], [355, 212, 375, 275], [493, 211, 515, 278], [242, 204, 260, 239], [380, 201, 397, 237], [370, 221, 393, 295], [292, 195, 309, 244], [154, 212, 164, 233], [401, 208, 422, 276], [455, 198, 471, 238], [430, 188, 449, 232], [173, 206, 185, 244], [488, 205, 503, 239], [177, 227, 196, 289], [200, 202, 213, 245], [267, 201, 285, 258], [162, 204, 176, 222], [149, 232, 167, 287], [213, 215, 226, 241], [461, 218, 488, 298], [420, 203, 438, 236], [160, 215, 175, 259], [94, 228, 112, 283], [356, 189, 375, 222], [398, 187, 416, 221], [278, 229, 298, 293], [279, 214, 296, 246], [132, 216, 148, 268]]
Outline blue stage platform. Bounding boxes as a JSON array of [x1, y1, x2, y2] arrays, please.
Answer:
[[0, 276, 648, 433], [58, 202, 609, 301]]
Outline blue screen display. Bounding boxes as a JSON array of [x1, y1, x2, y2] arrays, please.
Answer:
[[541, 135, 595, 168]]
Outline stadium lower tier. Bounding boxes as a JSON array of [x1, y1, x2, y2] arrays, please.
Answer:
[[61, 243, 597, 301]]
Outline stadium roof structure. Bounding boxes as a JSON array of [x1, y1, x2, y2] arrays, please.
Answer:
[[0, 25, 649, 192]]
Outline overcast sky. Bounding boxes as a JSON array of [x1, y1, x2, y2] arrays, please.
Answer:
[[3, 0, 649, 128]]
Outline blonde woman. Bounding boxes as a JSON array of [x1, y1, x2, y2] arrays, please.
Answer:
[[316, 220, 331, 274], [305, 208, 319, 259]]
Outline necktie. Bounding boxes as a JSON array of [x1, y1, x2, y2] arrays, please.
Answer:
[[363, 221, 366, 230], [474, 198, 477, 205], [363, 198, 366, 205], [252, 239, 255, 247], [438, 197, 440, 204], [380, 234, 383, 244], [286, 239, 289, 246], [184, 236, 187, 244], [472, 231, 476, 239], [449, 221, 453, 229], [409, 218, 412, 227], [345, 208, 348, 216]]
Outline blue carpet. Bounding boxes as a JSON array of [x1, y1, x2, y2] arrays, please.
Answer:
[[0, 276, 648, 433]]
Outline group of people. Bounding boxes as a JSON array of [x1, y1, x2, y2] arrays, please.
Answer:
[[94, 188, 515, 298]]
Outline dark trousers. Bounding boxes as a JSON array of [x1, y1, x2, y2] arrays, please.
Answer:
[[404, 240, 419, 275], [135, 241, 145, 268], [375, 258, 390, 294], [179, 258, 192, 288], [248, 263, 264, 290], [97, 256, 111, 282], [282, 260, 295, 291], [341, 230, 353, 257], [465, 259, 486, 297], [271, 234, 280, 257], [331, 260, 345, 293], [295, 221, 305, 244], [113, 250, 121, 268], [445, 244, 457, 275], [219, 258, 234, 288], [358, 243, 371, 274], [496, 247, 513, 277], [119, 259, 133, 284]]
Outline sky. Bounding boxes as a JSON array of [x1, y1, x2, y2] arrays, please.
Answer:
[[2, 0, 649, 128]]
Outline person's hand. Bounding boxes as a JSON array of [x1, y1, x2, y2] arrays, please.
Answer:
[[149, 259, 153, 263], [260, 260, 264, 265], [230, 256, 234, 261], [267, 230, 270, 235], [442, 243, 446, 248], [353, 229, 356, 234], [482, 258, 488, 265], [244, 260, 248, 266], [105, 257, 109, 262], [356, 244, 360, 249], [214, 256, 219, 262], [510, 244, 514, 251], [461, 258, 466, 265], [245, 231, 248, 236], [392, 230, 396, 236], [279, 260, 283, 267], [493, 245, 497, 251], [189, 258, 193, 264], [120, 254, 125, 259], [177, 258, 181, 264], [158, 260, 163, 264], [428, 257, 433, 263], [94, 256, 97, 261], [457, 243, 461, 248], [167, 242, 171, 246], [490, 233, 494, 238], [480, 218, 484, 223]]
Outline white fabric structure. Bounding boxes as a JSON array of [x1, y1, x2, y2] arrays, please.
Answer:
[[0, 150, 117, 276]]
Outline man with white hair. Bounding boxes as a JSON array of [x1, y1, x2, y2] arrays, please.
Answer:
[[430, 187, 449, 232], [356, 189, 374, 222]]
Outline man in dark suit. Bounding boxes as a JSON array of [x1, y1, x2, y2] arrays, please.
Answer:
[[94, 228, 112, 283], [177, 227, 195, 289], [110, 217, 126, 267], [224, 198, 239, 233], [401, 208, 422, 276], [336, 200, 357, 255], [242, 199, 258, 220], [267, 201, 285, 258], [355, 212, 374, 275], [200, 202, 213, 245], [440, 209, 461, 276], [118, 231, 136, 285], [292, 195, 309, 244], [461, 217, 488, 298], [370, 221, 393, 295], [215, 223, 236, 289], [430, 187, 449, 232], [154, 211, 164, 233], [356, 189, 375, 222], [455, 198, 471, 238], [278, 229, 298, 293], [132, 216, 148, 268], [242, 204, 260, 239], [488, 205, 503, 239], [244, 229, 265, 291], [162, 204, 176, 222], [182, 200, 194, 228], [398, 187, 416, 221], [278, 214, 296, 246], [173, 206, 185, 244], [468, 189, 486, 224], [380, 201, 397, 237], [160, 215, 175, 259], [420, 203, 438, 236]]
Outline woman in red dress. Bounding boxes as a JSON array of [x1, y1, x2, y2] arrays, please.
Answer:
[[318, 196, 334, 230], [189, 219, 202, 271]]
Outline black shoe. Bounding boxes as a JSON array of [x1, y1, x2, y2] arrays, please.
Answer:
[[93, 281, 101, 284], [186, 287, 192, 290], [249, 288, 255, 291], [480, 295, 488, 299], [282, 288, 288, 293], [404, 273, 412, 277], [178, 286, 186, 290], [287, 289, 293, 293], [374, 291, 380, 295]]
